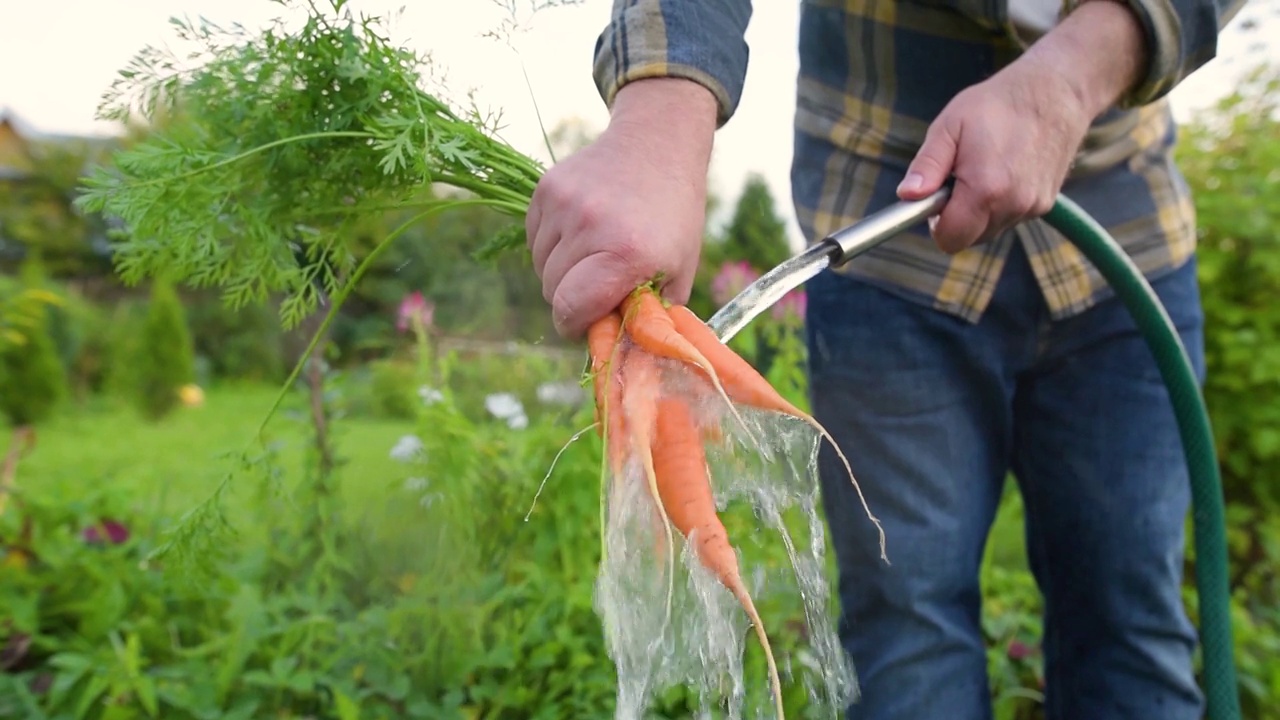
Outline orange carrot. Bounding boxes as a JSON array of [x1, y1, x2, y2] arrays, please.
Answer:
[[651, 394, 784, 719], [619, 348, 678, 608], [621, 286, 762, 449], [586, 311, 622, 425], [586, 311, 629, 480], [667, 303, 888, 563]]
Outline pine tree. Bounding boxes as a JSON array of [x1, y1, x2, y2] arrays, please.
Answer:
[[720, 174, 792, 273], [0, 254, 68, 426], [135, 277, 196, 420]]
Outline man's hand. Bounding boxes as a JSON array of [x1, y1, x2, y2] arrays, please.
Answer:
[[527, 78, 718, 339], [897, 0, 1148, 253]]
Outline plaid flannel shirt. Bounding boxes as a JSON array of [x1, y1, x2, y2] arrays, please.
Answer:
[[591, 0, 1244, 323]]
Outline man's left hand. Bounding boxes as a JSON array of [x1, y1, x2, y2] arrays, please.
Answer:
[[896, 0, 1148, 254]]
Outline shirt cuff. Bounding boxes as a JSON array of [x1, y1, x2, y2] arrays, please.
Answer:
[[1065, 0, 1247, 107], [592, 0, 752, 128]]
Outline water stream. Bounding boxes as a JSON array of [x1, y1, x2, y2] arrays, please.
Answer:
[[594, 356, 861, 719]]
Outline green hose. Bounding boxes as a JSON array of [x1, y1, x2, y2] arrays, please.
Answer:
[[1042, 195, 1240, 720]]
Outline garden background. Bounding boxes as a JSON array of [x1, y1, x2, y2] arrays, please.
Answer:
[[1, 1, 1278, 718]]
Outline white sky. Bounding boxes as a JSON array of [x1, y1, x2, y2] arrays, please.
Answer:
[[1, 0, 1275, 248]]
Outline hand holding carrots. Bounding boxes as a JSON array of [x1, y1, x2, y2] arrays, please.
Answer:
[[526, 79, 718, 339]]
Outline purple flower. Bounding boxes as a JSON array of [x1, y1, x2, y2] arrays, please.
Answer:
[[711, 261, 761, 306], [396, 291, 435, 333], [82, 519, 129, 545]]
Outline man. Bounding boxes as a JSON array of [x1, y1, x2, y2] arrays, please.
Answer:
[[526, 0, 1241, 717]]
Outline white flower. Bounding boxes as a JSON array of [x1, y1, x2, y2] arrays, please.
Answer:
[[536, 380, 584, 407], [403, 476, 429, 492], [484, 392, 524, 421], [389, 434, 425, 463], [417, 385, 444, 405], [506, 413, 529, 430]]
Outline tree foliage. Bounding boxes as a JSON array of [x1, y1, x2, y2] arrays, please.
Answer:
[[687, 173, 791, 319], [0, 254, 68, 426], [1178, 63, 1280, 512], [133, 277, 196, 420], [717, 172, 792, 272]]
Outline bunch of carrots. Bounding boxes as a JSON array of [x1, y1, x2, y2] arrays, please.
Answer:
[[584, 284, 887, 719]]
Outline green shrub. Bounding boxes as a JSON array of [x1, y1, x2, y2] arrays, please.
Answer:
[[0, 256, 68, 426], [187, 296, 286, 384], [134, 278, 196, 420], [365, 357, 419, 419], [100, 300, 148, 402], [1179, 65, 1280, 514], [44, 289, 114, 401]]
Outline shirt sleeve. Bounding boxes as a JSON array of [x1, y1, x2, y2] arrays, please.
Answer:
[[1066, 0, 1249, 107], [592, 0, 753, 128]]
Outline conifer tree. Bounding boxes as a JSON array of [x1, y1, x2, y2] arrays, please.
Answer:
[[135, 277, 196, 420]]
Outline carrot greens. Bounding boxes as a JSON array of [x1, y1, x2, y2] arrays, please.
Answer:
[[76, 0, 549, 330]]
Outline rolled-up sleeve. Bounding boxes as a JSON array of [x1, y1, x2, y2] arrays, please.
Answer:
[[1067, 0, 1248, 107], [592, 0, 753, 127]]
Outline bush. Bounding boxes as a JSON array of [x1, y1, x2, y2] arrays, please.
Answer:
[[366, 357, 419, 419], [43, 288, 114, 401], [1178, 65, 1280, 514], [0, 256, 68, 426], [186, 296, 287, 384], [1174, 67, 1280, 716], [133, 278, 196, 420]]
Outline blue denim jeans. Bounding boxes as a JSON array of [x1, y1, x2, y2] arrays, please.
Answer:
[[804, 238, 1205, 720]]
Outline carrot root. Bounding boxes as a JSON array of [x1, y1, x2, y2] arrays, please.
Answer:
[[731, 580, 785, 720], [621, 350, 678, 635], [652, 394, 786, 718], [667, 303, 889, 564]]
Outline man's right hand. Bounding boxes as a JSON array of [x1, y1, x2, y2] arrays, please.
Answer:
[[526, 78, 719, 339]]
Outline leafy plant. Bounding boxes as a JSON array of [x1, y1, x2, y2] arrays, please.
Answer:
[[75, 1, 546, 331], [1177, 63, 1280, 514], [0, 256, 68, 427], [134, 277, 197, 420]]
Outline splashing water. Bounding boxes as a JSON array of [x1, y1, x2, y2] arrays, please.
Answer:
[[593, 348, 862, 719]]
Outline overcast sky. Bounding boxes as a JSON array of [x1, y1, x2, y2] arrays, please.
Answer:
[[2, 0, 1275, 247]]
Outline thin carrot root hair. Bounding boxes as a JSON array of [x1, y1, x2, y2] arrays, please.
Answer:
[[666, 304, 889, 564], [620, 286, 767, 456], [731, 578, 785, 720], [651, 394, 785, 718]]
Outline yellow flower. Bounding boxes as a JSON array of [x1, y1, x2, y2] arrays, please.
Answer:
[[178, 384, 205, 407]]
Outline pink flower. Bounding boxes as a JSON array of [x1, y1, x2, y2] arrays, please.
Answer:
[[396, 291, 435, 333], [1006, 639, 1036, 661], [771, 289, 807, 322], [82, 519, 130, 545], [711, 261, 761, 306]]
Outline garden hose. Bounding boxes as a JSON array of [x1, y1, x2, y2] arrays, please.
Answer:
[[1042, 195, 1240, 720]]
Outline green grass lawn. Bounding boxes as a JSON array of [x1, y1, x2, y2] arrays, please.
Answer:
[[3, 383, 420, 533], [3, 382, 1030, 572]]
